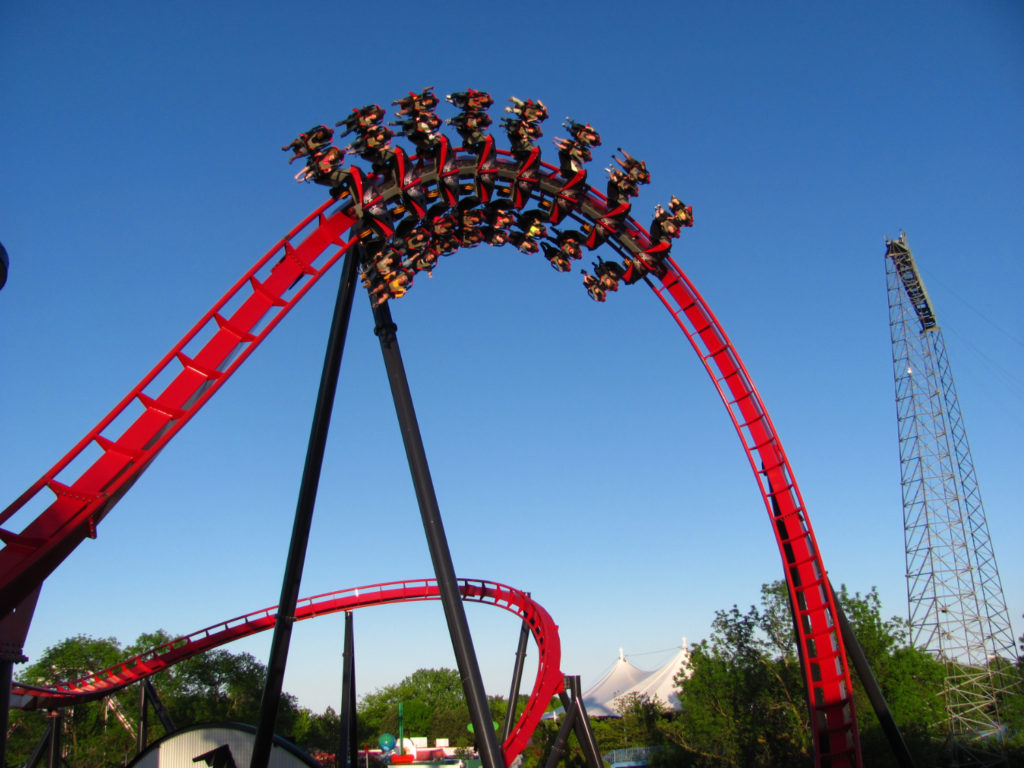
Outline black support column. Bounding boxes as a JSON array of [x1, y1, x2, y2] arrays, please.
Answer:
[[371, 300, 506, 768], [250, 246, 362, 768], [338, 611, 357, 768], [502, 619, 531, 743]]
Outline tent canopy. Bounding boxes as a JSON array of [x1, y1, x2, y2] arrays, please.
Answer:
[[550, 640, 692, 719]]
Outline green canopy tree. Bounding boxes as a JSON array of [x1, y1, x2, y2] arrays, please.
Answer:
[[9, 635, 135, 768], [357, 668, 509, 749], [7, 631, 305, 768]]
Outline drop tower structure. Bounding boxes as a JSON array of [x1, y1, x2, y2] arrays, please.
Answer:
[[885, 232, 1018, 766]]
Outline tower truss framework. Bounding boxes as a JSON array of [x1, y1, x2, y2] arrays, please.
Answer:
[[885, 232, 1018, 766]]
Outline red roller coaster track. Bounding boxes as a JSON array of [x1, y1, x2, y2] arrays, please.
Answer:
[[10, 578, 556, 765], [0, 113, 861, 766]]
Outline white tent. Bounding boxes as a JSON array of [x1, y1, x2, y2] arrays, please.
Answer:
[[625, 639, 691, 711], [577, 649, 651, 717], [551, 640, 692, 719]]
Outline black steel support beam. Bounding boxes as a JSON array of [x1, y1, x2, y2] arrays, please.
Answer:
[[250, 246, 362, 768], [0, 586, 39, 766], [371, 299, 506, 768], [564, 677, 602, 768], [137, 681, 148, 755], [46, 710, 61, 768], [0, 661, 12, 768], [829, 580, 917, 768], [22, 717, 52, 768], [144, 678, 175, 734], [339, 611, 357, 768], [502, 619, 531, 743], [544, 696, 577, 768]]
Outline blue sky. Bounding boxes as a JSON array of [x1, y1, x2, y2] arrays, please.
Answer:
[[2, 2, 1022, 715]]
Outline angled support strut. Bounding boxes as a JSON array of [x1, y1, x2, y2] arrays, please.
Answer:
[[371, 299, 506, 768], [250, 245, 362, 768]]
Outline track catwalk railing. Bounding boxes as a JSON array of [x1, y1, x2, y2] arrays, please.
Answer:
[[649, 258, 858, 764]]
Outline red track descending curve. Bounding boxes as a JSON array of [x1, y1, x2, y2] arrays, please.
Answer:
[[10, 578, 560, 765], [1, 104, 861, 767]]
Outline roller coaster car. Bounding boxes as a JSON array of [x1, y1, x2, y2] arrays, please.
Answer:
[[369, 268, 414, 305], [392, 86, 439, 116], [582, 259, 624, 301], [506, 96, 548, 123], [503, 118, 543, 157], [507, 210, 547, 255], [457, 198, 485, 230], [669, 196, 694, 227], [606, 169, 641, 208], [336, 104, 386, 136], [614, 148, 650, 184], [553, 137, 592, 178], [395, 217, 431, 252], [554, 229, 584, 260], [447, 89, 494, 111], [620, 246, 667, 284], [483, 226, 510, 246], [517, 210, 548, 239], [541, 242, 572, 272], [425, 203, 455, 233], [403, 248, 438, 275], [433, 136, 461, 208], [486, 199, 514, 230], [282, 124, 334, 163], [458, 227, 486, 248], [391, 112, 442, 155], [447, 110, 492, 152], [650, 205, 682, 243], [563, 118, 601, 147]]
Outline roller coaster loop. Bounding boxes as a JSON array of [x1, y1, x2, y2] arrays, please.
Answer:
[[1, 92, 861, 767], [11, 578, 559, 765]]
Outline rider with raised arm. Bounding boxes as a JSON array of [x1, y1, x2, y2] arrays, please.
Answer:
[[669, 195, 694, 227], [506, 96, 549, 123], [393, 86, 439, 116], [282, 124, 334, 163], [447, 89, 494, 111], [335, 104, 386, 137]]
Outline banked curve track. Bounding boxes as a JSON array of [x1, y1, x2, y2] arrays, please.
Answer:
[[1, 130, 862, 766], [11, 578, 559, 765]]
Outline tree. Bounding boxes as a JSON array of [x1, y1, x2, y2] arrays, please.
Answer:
[[7, 631, 306, 768], [358, 668, 475, 747], [669, 582, 811, 767], [831, 586, 947, 766], [9, 635, 136, 768]]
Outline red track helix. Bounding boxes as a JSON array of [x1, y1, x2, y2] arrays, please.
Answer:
[[1, 100, 861, 766], [11, 578, 560, 764]]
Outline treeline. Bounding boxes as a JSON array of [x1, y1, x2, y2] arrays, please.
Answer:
[[7, 584, 1024, 767], [544, 583, 1024, 767], [5, 630, 341, 764]]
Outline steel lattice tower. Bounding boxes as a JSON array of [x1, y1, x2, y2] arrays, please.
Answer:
[[885, 233, 1019, 766]]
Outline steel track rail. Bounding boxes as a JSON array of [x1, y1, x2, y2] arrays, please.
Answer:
[[11, 578, 559, 764]]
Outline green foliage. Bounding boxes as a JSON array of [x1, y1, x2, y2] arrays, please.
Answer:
[[12, 604, 1022, 768], [669, 582, 811, 767], [357, 667, 477, 748], [7, 631, 304, 768], [8, 635, 136, 768]]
